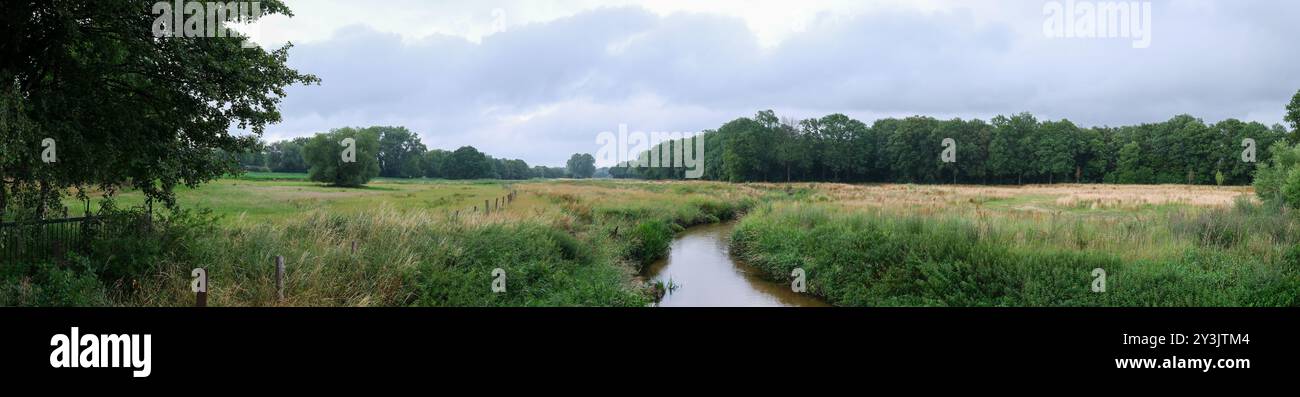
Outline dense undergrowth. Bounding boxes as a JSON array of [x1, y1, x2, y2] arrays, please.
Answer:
[[731, 200, 1300, 306]]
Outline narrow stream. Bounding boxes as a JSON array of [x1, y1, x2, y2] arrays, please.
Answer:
[[644, 222, 829, 307]]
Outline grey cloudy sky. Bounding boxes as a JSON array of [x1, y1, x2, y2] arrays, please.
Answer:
[[248, 0, 1300, 166]]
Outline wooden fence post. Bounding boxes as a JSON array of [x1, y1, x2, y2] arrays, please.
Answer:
[[485, 200, 490, 214], [351, 241, 357, 255], [275, 255, 285, 303]]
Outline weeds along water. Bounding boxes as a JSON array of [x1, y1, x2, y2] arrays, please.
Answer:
[[730, 197, 1300, 307]]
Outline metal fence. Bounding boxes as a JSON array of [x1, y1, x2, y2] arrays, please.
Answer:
[[0, 216, 101, 264]]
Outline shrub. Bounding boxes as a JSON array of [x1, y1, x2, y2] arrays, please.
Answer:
[[627, 220, 673, 267], [1255, 141, 1300, 207], [1282, 168, 1300, 210], [0, 258, 109, 307], [86, 206, 218, 287], [303, 127, 381, 187], [402, 222, 643, 307]]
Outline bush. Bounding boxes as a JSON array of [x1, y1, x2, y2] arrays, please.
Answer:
[[1255, 141, 1300, 207], [86, 206, 218, 287], [404, 222, 641, 307], [0, 204, 217, 306], [1282, 168, 1300, 210], [303, 127, 381, 187], [626, 220, 673, 268], [0, 258, 109, 307]]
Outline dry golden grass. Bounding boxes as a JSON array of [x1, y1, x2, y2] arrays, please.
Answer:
[[1046, 184, 1253, 208], [735, 182, 1272, 262], [752, 182, 1253, 213]]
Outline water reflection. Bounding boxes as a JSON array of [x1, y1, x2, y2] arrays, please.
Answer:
[[644, 222, 829, 307]]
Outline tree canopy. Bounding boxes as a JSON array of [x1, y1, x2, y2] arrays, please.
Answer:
[[375, 126, 427, 179], [566, 153, 596, 179], [0, 0, 318, 219], [303, 127, 380, 187], [443, 146, 494, 180]]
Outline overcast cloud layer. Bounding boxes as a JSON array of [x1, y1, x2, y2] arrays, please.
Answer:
[[256, 0, 1300, 166]]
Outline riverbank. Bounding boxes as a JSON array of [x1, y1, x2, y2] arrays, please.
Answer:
[[730, 201, 1300, 306]]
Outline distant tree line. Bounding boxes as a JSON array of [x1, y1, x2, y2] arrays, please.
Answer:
[[615, 98, 1300, 186], [231, 126, 596, 186]]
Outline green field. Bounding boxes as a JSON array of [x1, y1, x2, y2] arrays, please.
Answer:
[[63, 173, 513, 224]]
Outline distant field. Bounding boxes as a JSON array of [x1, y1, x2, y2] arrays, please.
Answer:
[[232, 172, 311, 181], [64, 173, 516, 224], [759, 183, 1262, 261], [77, 174, 1259, 223]]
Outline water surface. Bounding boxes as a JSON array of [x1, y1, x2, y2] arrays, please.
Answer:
[[644, 222, 829, 307]]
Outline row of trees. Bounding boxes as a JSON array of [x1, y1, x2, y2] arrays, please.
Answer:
[[616, 103, 1300, 185], [234, 126, 597, 186]]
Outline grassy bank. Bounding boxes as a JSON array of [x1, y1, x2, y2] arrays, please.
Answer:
[[731, 199, 1300, 306], [5, 179, 761, 306]]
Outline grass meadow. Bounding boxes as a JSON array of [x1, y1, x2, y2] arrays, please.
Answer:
[[6, 174, 1298, 307]]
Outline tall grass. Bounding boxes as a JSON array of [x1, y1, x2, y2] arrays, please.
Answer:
[[4, 179, 763, 306], [83, 208, 655, 307], [536, 181, 757, 269], [731, 202, 1300, 306]]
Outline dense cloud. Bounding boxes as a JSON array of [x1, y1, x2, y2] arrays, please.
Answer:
[[267, 1, 1300, 166]]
